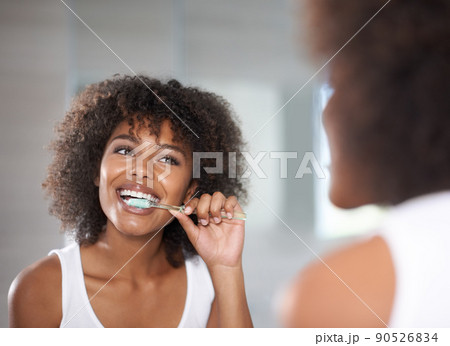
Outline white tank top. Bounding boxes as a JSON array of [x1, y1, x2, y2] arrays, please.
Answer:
[[48, 243, 214, 328], [380, 191, 450, 327]]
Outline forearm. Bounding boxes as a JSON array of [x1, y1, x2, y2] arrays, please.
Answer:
[[209, 264, 253, 328]]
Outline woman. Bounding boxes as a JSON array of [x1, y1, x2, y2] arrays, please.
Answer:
[[8, 75, 253, 327], [282, 0, 450, 327]]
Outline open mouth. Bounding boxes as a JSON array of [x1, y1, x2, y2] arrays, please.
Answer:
[[118, 189, 160, 209]]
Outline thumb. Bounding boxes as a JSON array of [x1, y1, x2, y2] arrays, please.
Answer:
[[169, 209, 199, 243]]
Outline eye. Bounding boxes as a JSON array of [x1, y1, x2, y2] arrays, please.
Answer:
[[159, 155, 179, 165], [114, 145, 134, 156]]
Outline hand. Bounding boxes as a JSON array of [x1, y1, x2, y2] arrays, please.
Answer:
[[169, 192, 245, 270]]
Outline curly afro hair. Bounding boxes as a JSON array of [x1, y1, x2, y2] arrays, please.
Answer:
[[305, 0, 450, 204], [42, 75, 247, 267]]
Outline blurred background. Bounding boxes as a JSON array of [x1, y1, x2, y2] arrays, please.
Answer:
[[0, 0, 386, 327]]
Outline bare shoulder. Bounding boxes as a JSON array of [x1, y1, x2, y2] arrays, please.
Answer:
[[8, 254, 62, 327], [281, 235, 395, 327]]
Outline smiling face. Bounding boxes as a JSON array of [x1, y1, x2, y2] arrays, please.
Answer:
[[95, 118, 197, 237]]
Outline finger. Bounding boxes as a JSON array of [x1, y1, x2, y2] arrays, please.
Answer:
[[168, 209, 199, 244], [184, 198, 199, 215], [210, 192, 226, 224], [196, 194, 212, 225], [223, 195, 241, 219]]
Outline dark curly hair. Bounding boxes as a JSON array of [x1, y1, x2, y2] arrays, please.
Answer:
[[306, 0, 450, 204], [42, 75, 247, 267]]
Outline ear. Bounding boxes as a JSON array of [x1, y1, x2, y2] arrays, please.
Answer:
[[183, 179, 199, 204], [93, 161, 101, 187], [94, 175, 100, 187]]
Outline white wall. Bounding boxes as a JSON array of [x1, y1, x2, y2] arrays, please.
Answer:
[[0, 0, 68, 327]]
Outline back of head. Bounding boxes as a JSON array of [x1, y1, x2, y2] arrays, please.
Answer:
[[306, 0, 450, 204]]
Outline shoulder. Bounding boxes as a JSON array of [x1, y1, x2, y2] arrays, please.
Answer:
[[8, 253, 62, 327], [281, 235, 395, 327]]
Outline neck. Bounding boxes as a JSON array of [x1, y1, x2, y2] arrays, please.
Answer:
[[96, 220, 172, 279]]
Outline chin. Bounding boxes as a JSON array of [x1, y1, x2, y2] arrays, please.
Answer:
[[118, 225, 159, 238], [328, 164, 376, 209], [329, 193, 359, 209], [110, 218, 159, 238], [328, 186, 375, 210]]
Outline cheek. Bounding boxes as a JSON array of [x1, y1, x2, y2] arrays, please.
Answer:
[[98, 157, 125, 194], [158, 166, 193, 202], [97, 157, 127, 225], [322, 103, 352, 207], [322, 110, 340, 171]]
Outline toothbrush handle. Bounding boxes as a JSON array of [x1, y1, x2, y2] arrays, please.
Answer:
[[156, 202, 247, 220], [191, 209, 247, 221]]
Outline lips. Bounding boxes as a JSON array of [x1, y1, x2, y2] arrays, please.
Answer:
[[117, 183, 161, 200], [116, 183, 161, 216]]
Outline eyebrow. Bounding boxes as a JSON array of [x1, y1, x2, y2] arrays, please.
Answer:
[[158, 143, 187, 159], [111, 134, 187, 158], [111, 134, 140, 143]]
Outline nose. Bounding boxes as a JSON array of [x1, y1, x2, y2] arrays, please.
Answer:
[[134, 151, 158, 186], [133, 161, 149, 185], [127, 143, 159, 185]]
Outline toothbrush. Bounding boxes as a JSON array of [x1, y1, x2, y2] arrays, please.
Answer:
[[125, 198, 246, 220]]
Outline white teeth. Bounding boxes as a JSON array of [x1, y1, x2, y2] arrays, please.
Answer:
[[119, 189, 159, 202]]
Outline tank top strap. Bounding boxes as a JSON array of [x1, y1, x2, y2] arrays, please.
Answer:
[[178, 255, 215, 327], [48, 243, 103, 327]]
